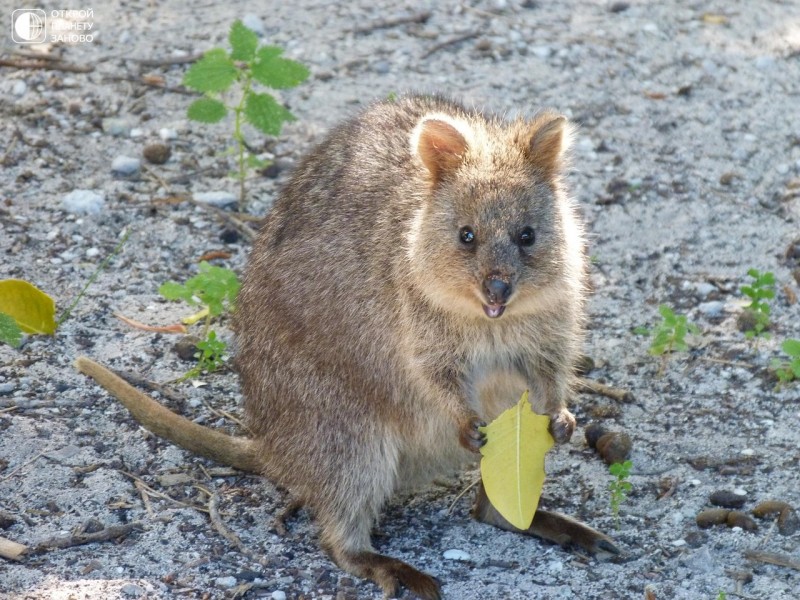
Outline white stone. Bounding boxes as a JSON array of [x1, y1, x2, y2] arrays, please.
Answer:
[[62, 190, 105, 215], [215, 576, 237, 588], [111, 155, 141, 175], [270, 592, 287, 600], [194, 191, 238, 208], [159, 127, 178, 141], [740, 448, 755, 456], [12, 80, 27, 96], [443, 549, 471, 561]]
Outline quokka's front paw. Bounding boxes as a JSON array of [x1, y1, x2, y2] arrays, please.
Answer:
[[549, 408, 576, 444], [458, 414, 487, 453]]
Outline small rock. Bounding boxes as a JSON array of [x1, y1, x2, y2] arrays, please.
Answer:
[[609, 1, 630, 12], [698, 301, 724, 318], [143, 143, 171, 165], [120, 583, 145, 597], [709, 490, 747, 509], [271, 592, 287, 600], [373, 61, 390, 74], [194, 191, 238, 208], [102, 117, 132, 137], [159, 128, 178, 141], [241, 14, 266, 36], [111, 155, 141, 175], [86, 247, 100, 258], [694, 282, 716, 297], [531, 45, 552, 59], [130, 128, 145, 138], [215, 576, 237, 588], [0, 382, 17, 396], [81, 517, 105, 534], [740, 448, 755, 457], [778, 506, 799, 536], [12, 80, 27, 96], [443, 549, 471, 561], [220, 228, 241, 244], [63, 190, 105, 215]]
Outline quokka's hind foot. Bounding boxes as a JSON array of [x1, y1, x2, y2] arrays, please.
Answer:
[[472, 482, 619, 555], [331, 548, 442, 600]]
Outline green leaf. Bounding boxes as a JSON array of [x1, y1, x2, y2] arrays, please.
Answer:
[[0, 279, 56, 335], [251, 46, 310, 89], [246, 154, 270, 168], [632, 326, 650, 336], [658, 305, 675, 321], [0, 312, 23, 347], [229, 20, 258, 61], [244, 92, 295, 136], [159, 281, 196, 304], [782, 339, 800, 357], [479, 390, 554, 530], [187, 98, 227, 123], [183, 48, 237, 93]]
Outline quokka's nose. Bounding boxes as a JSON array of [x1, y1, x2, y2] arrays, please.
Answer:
[[483, 277, 511, 305]]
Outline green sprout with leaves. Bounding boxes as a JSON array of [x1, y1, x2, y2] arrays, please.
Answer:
[[634, 305, 700, 371], [608, 460, 632, 528], [183, 20, 309, 206], [772, 339, 800, 385], [159, 262, 240, 378], [740, 268, 775, 340]]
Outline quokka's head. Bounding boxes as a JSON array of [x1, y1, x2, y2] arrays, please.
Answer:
[[405, 109, 585, 321]]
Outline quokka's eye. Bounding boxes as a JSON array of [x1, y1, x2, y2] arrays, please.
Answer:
[[518, 226, 535, 247], [459, 226, 476, 245]]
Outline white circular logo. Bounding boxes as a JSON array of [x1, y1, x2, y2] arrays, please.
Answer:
[[14, 11, 45, 42]]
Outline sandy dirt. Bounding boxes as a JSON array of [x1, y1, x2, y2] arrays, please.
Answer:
[[1, 1, 800, 598]]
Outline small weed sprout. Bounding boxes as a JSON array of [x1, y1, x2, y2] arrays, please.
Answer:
[[183, 20, 309, 206], [635, 305, 700, 371], [772, 339, 800, 384], [608, 460, 632, 528], [159, 262, 240, 378], [740, 268, 775, 340]]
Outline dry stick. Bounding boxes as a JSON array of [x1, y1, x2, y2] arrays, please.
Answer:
[[744, 549, 800, 571], [0, 452, 44, 482], [119, 471, 209, 514], [187, 198, 257, 242], [103, 75, 196, 95], [111, 368, 188, 406], [351, 11, 431, 34], [421, 31, 480, 59], [207, 491, 251, 556], [576, 377, 635, 403], [130, 53, 203, 67], [134, 480, 155, 518], [0, 58, 93, 73], [29, 523, 142, 554]]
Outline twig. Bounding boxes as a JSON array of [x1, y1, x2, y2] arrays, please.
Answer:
[[119, 471, 209, 513], [208, 491, 244, 548], [576, 377, 635, 403], [203, 402, 249, 432], [188, 198, 257, 242], [0, 452, 44, 482], [102, 75, 196, 95], [0, 58, 93, 73], [421, 31, 480, 59], [134, 480, 155, 517], [448, 478, 481, 514], [29, 522, 142, 554], [743, 549, 800, 571], [110, 368, 188, 406], [11, 50, 63, 61], [129, 53, 203, 67], [351, 11, 431, 34]]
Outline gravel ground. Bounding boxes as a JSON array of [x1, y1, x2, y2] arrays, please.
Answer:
[[2, 1, 800, 599]]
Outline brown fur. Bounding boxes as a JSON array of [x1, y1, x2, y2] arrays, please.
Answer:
[[76, 95, 615, 600]]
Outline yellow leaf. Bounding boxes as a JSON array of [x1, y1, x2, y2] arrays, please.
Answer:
[[182, 306, 209, 325], [479, 390, 554, 530], [702, 13, 728, 25], [0, 279, 56, 335]]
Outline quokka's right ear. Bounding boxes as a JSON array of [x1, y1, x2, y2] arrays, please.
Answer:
[[413, 118, 469, 184]]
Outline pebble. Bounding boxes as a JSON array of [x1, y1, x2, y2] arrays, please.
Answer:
[[111, 156, 141, 175], [710, 490, 747, 509], [694, 282, 716, 297], [159, 128, 178, 141], [740, 448, 755, 456], [120, 583, 145, 597], [242, 14, 266, 36], [531, 45, 552, 59], [130, 127, 145, 138], [194, 191, 238, 208], [143, 143, 171, 165], [86, 247, 100, 258], [62, 190, 105, 215], [102, 117, 132, 137], [698, 301, 724, 318], [0, 382, 17, 395], [12, 80, 27, 96], [443, 549, 471, 561], [215, 576, 237, 588]]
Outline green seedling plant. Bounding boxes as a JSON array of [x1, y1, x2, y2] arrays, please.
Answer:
[[608, 460, 633, 528], [772, 339, 800, 385], [159, 262, 240, 379], [634, 304, 700, 372], [741, 268, 775, 340], [183, 20, 309, 206]]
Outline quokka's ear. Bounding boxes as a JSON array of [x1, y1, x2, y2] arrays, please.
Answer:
[[525, 114, 570, 176], [414, 118, 469, 183]]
